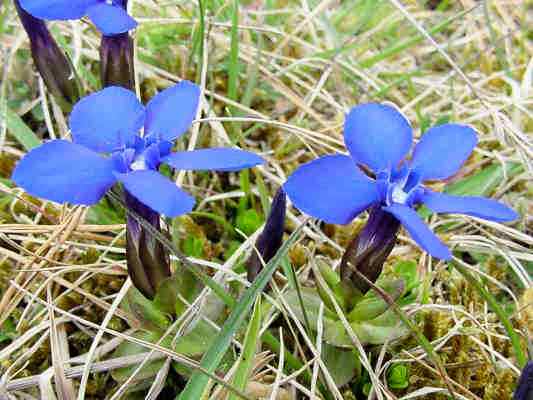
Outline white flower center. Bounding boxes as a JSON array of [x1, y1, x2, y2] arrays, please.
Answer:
[[391, 185, 408, 204], [130, 154, 147, 171]]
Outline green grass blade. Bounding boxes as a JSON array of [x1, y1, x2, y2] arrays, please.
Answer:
[[227, 0, 241, 138], [227, 0, 240, 102], [177, 221, 306, 399], [359, 7, 473, 69], [228, 297, 262, 400], [191, 0, 206, 83], [3, 106, 40, 151]]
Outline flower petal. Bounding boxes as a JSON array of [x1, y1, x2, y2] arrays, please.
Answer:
[[419, 191, 518, 222], [87, 3, 137, 36], [283, 155, 379, 225], [383, 203, 451, 260], [19, 0, 98, 20], [410, 124, 477, 181], [144, 81, 200, 142], [69, 86, 145, 153], [344, 103, 412, 172], [162, 148, 265, 172], [116, 170, 195, 217], [12, 140, 116, 205]]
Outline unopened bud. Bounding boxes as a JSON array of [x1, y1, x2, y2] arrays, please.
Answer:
[[14, 0, 80, 108], [340, 206, 400, 294], [125, 191, 171, 299], [100, 33, 134, 89], [99, 0, 134, 89], [246, 188, 286, 282]]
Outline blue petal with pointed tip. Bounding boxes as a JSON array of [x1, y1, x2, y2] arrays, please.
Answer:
[[344, 103, 412, 172], [419, 191, 518, 222], [87, 2, 137, 36], [12, 140, 116, 205], [284, 154, 379, 225], [411, 124, 477, 181], [116, 170, 195, 217], [383, 203, 451, 260], [69, 86, 145, 153], [144, 81, 200, 142], [19, 0, 98, 20], [163, 148, 264, 172]]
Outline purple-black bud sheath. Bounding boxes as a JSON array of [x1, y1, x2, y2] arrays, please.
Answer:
[[246, 188, 287, 282], [99, 1, 162, 299], [514, 361, 533, 400], [340, 206, 400, 294], [14, 0, 80, 108], [125, 191, 171, 299], [99, 0, 134, 89]]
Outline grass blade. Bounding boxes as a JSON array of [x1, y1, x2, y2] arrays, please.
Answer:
[[3, 106, 40, 150], [228, 297, 262, 400], [227, 0, 241, 138], [177, 221, 306, 399]]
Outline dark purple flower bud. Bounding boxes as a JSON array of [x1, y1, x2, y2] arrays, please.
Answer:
[[99, 0, 134, 89], [100, 32, 134, 89], [514, 361, 533, 400], [246, 188, 286, 282], [340, 206, 400, 294], [14, 0, 80, 108], [125, 190, 171, 299]]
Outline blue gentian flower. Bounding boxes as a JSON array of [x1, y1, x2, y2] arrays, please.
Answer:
[[19, 0, 136, 36], [12, 81, 265, 218], [284, 103, 518, 260]]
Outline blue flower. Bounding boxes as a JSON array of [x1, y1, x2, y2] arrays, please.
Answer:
[[284, 103, 518, 260], [19, 0, 136, 36], [12, 81, 265, 217]]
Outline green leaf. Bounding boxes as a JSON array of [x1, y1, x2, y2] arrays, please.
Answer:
[[126, 288, 170, 330], [317, 258, 340, 288], [284, 288, 341, 332], [174, 320, 219, 357], [3, 106, 41, 151], [111, 330, 167, 382], [177, 222, 305, 399], [393, 260, 420, 305], [0, 317, 17, 344], [112, 321, 219, 383], [347, 279, 405, 322], [445, 162, 523, 197], [322, 344, 361, 387], [235, 208, 263, 236], [153, 267, 202, 317], [387, 363, 409, 389], [228, 297, 262, 400], [325, 310, 408, 347], [393, 260, 418, 290], [182, 235, 205, 258]]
